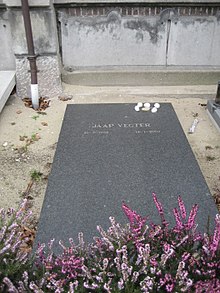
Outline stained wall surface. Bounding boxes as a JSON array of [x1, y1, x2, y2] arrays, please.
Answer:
[[58, 5, 220, 69]]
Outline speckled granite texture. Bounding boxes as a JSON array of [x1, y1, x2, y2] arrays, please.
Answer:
[[35, 103, 218, 252], [15, 55, 62, 98]]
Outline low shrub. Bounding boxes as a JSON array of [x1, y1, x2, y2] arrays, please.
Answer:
[[1, 194, 220, 292], [0, 200, 33, 291]]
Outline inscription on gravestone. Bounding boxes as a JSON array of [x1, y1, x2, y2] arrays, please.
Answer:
[[35, 104, 218, 250]]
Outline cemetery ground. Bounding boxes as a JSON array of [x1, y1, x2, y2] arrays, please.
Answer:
[[0, 83, 220, 231]]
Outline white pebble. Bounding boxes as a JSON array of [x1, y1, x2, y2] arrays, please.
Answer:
[[2, 142, 8, 147], [134, 105, 140, 112], [142, 107, 150, 112], [137, 102, 143, 107], [151, 107, 158, 113], [144, 102, 151, 108], [154, 103, 160, 109]]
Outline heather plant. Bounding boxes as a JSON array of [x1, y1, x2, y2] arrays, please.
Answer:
[[2, 194, 220, 292], [0, 199, 33, 292]]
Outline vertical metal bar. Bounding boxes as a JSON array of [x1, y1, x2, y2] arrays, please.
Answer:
[[21, 0, 37, 84], [215, 81, 220, 104]]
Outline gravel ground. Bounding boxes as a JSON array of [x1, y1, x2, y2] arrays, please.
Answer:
[[0, 85, 220, 222]]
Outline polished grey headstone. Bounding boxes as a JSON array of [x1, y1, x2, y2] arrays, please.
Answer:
[[35, 103, 218, 250]]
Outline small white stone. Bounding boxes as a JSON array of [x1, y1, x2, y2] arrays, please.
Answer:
[[2, 142, 8, 147], [144, 102, 151, 108], [151, 107, 158, 113], [137, 102, 143, 107], [134, 105, 140, 112], [142, 107, 150, 112], [154, 103, 160, 109]]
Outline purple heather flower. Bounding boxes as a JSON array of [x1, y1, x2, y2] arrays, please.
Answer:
[[103, 258, 109, 270], [3, 278, 19, 293], [78, 232, 84, 249], [166, 283, 174, 292], [202, 244, 210, 255], [21, 210, 33, 224], [103, 283, 111, 292], [181, 252, 191, 262], [152, 193, 168, 227], [186, 279, 193, 288], [210, 214, 220, 255], [69, 282, 74, 293], [178, 196, 187, 219], [114, 257, 121, 271], [176, 235, 189, 248], [118, 278, 124, 290], [0, 225, 7, 242], [165, 274, 172, 281], [121, 263, 127, 270], [22, 271, 29, 286], [131, 271, 140, 282], [29, 281, 44, 292], [173, 208, 184, 230], [19, 252, 29, 264], [163, 243, 172, 254], [8, 222, 19, 231], [186, 204, 198, 230], [95, 275, 103, 282], [160, 278, 166, 286], [0, 243, 10, 255], [6, 207, 15, 216], [122, 202, 147, 248], [150, 257, 158, 267], [122, 203, 147, 230]]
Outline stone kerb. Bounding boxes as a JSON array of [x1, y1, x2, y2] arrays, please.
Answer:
[[4, 0, 220, 6], [53, 0, 220, 3], [3, 0, 51, 7]]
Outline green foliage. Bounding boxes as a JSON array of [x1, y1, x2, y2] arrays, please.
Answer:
[[0, 196, 220, 292], [0, 201, 33, 291], [30, 170, 43, 181]]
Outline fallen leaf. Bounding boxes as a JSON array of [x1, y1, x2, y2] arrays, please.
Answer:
[[41, 122, 48, 126], [35, 133, 41, 140], [19, 224, 36, 252], [19, 135, 27, 141], [22, 180, 34, 198], [22, 97, 50, 111], [58, 95, 72, 101], [16, 110, 22, 114], [37, 111, 47, 115]]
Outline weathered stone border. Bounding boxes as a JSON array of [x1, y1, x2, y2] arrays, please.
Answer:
[[60, 6, 220, 17]]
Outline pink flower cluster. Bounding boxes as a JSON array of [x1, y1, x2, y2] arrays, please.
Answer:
[[1, 195, 220, 292]]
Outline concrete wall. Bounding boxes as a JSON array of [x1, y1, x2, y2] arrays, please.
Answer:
[[0, 8, 15, 70], [58, 5, 220, 69], [10, 9, 58, 55], [0, 1, 62, 98], [168, 15, 220, 66], [1, 0, 220, 94], [59, 11, 168, 68]]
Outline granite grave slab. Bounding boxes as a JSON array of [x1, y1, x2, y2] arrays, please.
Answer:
[[35, 103, 218, 250]]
